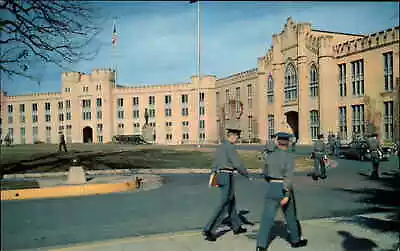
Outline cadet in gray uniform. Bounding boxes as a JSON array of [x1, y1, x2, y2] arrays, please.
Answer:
[[367, 133, 380, 179], [312, 134, 327, 180], [203, 128, 249, 241], [256, 132, 308, 251]]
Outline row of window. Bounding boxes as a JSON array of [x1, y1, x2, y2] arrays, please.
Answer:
[[116, 93, 205, 108]]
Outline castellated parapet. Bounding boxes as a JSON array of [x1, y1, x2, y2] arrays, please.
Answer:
[[216, 68, 257, 87], [61, 68, 116, 83], [334, 26, 399, 58]]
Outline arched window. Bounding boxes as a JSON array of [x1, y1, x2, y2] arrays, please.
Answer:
[[310, 110, 320, 140], [309, 64, 319, 97], [267, 75, 274, 104], [284, 63, 297, 102]]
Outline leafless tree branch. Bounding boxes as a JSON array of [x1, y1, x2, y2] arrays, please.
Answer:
[[0, 0, 104, 82]]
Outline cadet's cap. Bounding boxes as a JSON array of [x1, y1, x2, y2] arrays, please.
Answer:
[[276, 132, 291, 141], [227, 128, 241, 135]]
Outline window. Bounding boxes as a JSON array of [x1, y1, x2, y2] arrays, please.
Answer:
[[181, 107, 189, 116], [351, 104, 365, 136], [200, 120, 205, 129], [117, 111, 124, 120], [32, 126, 38, 142], [267, 75, 274, 104], [199, 107, 205, 116], [133, 110, 140, 119], [149, 122, 156, 127], [267, 115, 275, 139], [225, 89, 230, 102], [338, 64, 347, 97], [58, 101, 63, 110], [235, 87, 241, 113], [284, 63, 297, 102], [383, 52, 393, 91], [65, 100, 71, 109], [133, 123, 140, 129], [82, 86, 89, 92], [66, 112, 71, 121], [32, 103, 38, 111], [19, 104, 25, 113], [165, 95, 172, 104], [97, 123, 103, 134], [45, 114, 51, 122], [247, 84, 253, 109], [165, 121, 172, 127], [7, 104, 13, 113], [148, 96, 155, 105], [351, 60, 364, 96], [96, 84, 102, 91], [182, 133, 189, 140], [32, 114, 38, 123], [65, 87, 71, 93], [338, 106, 347, 139], [59, 114, 64, 122], [97, 136, 103, 143], [310, 110, 320, 140], [20, 114, 25, 123], [199, 92, 205, 102], [96, 98, 102, 107], [66, 125, 72, 143], [96, 111, 102, 120], [117, 98, 124, 107], [181, 94, 188, 104], [166, 133, 173, 140], [165, 108, 172, 117], [199, 133, 206, 140], [149, 109, 155, 118], [182, 121, 189, 127], [309, 64, 318, 97], [82, 99, 91, 108], [383, 101, 393, 140], [133, 97, 139, 106], [59, 125, 64, 132], [20, 127, 25, 144], [45, 126, 51, 143], [82, 112, 91, 120], [45, 102, 51, 111]]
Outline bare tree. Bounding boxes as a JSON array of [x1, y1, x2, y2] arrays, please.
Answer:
[[0, 0, 103, 81]]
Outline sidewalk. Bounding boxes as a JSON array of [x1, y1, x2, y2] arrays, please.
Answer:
[[24, 213, 399, 251]]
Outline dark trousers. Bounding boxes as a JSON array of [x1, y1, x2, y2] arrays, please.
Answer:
[[257, 183, 302, 248], [59, 142, 67, 152], [313, 156, 326, 177], [371, 152, 380, 178], [204, 173, 241, 234]]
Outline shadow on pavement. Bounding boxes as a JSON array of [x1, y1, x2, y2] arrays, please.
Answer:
[[332, 171, 400, 249], [338, 230, 378, 251]]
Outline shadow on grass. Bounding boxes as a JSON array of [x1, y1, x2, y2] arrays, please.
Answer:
[[332, 171, 400, 249]]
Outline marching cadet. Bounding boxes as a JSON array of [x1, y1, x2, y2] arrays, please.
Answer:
[[367, 133, 381, 179], [256, 132, 308, 251], [311, 134, 327, 180], [203, 127, 249, 241], [59, 133, 67, 152]]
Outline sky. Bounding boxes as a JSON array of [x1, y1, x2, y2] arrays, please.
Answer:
[[2, 1, 399, 96]]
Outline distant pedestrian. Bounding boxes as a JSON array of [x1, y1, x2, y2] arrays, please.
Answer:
[[367, 133, 381, 179], [256, 132, 307, 251], [203, 127, 249, 242], [5, 133, 11, 147], [59, 133, 67, 152], [334, 135, 341, 156], [311, 134, 327, 180]]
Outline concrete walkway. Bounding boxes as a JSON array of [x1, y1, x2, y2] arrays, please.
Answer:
[[20, 213, 399, 251]]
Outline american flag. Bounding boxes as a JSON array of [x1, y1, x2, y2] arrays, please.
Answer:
[[112, 22, 117, 47]]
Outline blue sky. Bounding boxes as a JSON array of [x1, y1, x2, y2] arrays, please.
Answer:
[[2, 1, 399, 96]]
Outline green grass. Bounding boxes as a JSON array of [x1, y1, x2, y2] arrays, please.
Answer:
[[0, 180, 40, 190]]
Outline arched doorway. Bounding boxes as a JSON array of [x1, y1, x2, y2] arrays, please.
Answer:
[[285, 111, 299, 139], [82, 126, 93, 143]]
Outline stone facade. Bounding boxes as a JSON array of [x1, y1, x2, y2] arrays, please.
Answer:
[[1, 17, 399, 145]]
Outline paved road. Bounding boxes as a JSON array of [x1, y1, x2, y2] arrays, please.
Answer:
[[1, 154, 398, 250]]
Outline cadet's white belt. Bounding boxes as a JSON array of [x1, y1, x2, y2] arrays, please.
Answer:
[[269, 180, 284, 183]]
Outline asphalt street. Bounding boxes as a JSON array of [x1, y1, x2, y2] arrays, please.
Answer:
[[1, 147, 398, 250]]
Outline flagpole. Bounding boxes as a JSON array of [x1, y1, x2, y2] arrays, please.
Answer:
[[112, 17, 118, 88], [196, 0, 201, 148]]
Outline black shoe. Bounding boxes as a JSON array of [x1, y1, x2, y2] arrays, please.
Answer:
[[291, 239, 308, 248], [233, 227, 247, 235], [202, 231, 217, 242], [312, 174, 318, 181], [256, 247, 267, 251], [319, 174, 327, 179]]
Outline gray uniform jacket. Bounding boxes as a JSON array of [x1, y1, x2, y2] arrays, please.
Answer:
[[263, 149, 294, 196], [264, 140, 277, 153], [313, 139, 326, 157], [211, 141, 249, 177], [367, 138, 379, 151]]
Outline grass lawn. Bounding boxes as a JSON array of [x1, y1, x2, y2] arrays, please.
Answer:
[[0, 144, 313, 175]]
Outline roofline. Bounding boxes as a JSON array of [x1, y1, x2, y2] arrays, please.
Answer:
[[311, 29, 365, 37]]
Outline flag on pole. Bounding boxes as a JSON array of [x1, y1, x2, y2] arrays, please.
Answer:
[[112, 22, 117, 47]]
